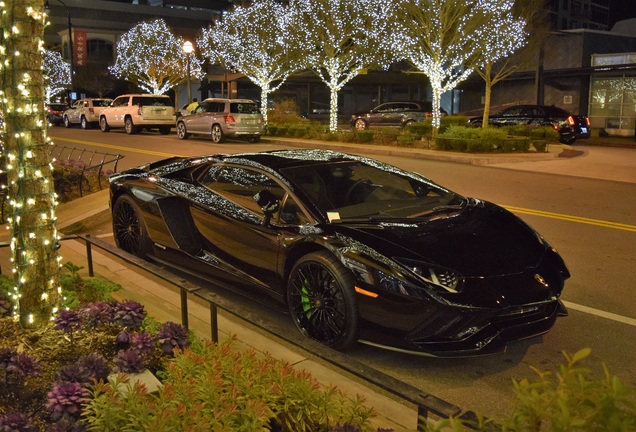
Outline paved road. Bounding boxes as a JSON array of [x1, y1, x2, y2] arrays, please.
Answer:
[[46, 128, 636, 423]]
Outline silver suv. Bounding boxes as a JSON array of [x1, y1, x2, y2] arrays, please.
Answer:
[[99, 94, 174, 135], [176, 98, 263, 143], [63, 98, 112, 129]]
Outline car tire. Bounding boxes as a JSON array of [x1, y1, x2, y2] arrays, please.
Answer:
[[560, 135, 576, 145], [211, 124, 225, 143], [63, 116, 72, 128], [112, 195, 150, 258], [287, 250, 359, 350], [159, 126, 171, 135], [176, 121, 189, 140], [353, 118, 367, 131], [247, 136, 260, 143], [99, 117, 110, 132], [125, 117, 137, 135], [80, 116, 89, 129]]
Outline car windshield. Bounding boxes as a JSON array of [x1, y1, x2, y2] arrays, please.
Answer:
[[281, 161, 463, 221], [49, 104, 67, 110], [229, 102, 259, 114]]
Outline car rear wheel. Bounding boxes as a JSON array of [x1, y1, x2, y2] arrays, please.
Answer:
[[125, 117, 138, 134], [80, 116, 89, 129], [354, 118, 367, 130], [287, 251, 358, 350], [112, 195, 149, 257], [99, 117, 110, 132], [159, 126, 171, 135], [176, 122, 189, 140], [63, 116, 72, 128], [211, 124, 225, 143]]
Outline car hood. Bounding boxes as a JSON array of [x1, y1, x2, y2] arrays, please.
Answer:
[[331, 201, 545, 277]]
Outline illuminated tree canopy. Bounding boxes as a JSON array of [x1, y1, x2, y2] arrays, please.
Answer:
[[109, 19, 203, 95], [42, 49, 71, 103], [198, 0, 306, 123], [394, 0, 528, 134], [291, 0, 398, 131]]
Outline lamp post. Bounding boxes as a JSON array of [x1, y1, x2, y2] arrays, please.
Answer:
[[182, 41, 193, 104]]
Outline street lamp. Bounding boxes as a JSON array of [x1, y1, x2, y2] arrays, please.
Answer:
[[45, 0, 74, 98], [182, 41, 194, 104]]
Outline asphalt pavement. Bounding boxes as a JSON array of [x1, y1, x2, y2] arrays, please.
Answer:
[[1, 135, 634, 431]]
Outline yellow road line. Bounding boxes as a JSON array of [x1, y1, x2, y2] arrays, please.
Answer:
[[50, 136, 181, 158], [503, 205, 636, 232]]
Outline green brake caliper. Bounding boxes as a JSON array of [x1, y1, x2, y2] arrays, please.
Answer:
[[301, 278, 312, 318]]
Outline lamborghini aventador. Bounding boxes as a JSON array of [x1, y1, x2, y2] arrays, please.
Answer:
[[109, 149, 570, 356]]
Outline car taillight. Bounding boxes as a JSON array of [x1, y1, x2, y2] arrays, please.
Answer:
[[89, 108, 94, 114], [586, 117, 590, 127], [567, 115, 575, 126], [224, 115, 235, 123]]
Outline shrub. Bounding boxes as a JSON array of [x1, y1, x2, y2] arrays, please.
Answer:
[[424, 349, 636, 432], [83, 337, 377, 432], [267, 99, 308, 124]]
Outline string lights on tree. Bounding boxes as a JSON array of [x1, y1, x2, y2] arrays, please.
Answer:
[[291, 0, 398, 132], [0, 0, 62, 329], [42, 49, 71, 103], [198, 0, 306, 124], [394, 0, 527, 135], [109, 19, 203, 95]]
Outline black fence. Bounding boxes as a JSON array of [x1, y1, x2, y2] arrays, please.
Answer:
[[75, 233, 486, 431], [0, 145, 124, 223]]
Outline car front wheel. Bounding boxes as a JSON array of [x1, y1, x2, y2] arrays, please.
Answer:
[[353, 118, 367, 130], [211, 124, 225, 143], [176, 122, 189, 140], [99, 117, 110, 132], [63, 116, 72, 128], [287, 250, 359, 350], [112, 195, 149, 257]]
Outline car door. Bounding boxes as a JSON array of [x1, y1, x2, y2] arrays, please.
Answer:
[[378, 103, 404, 126], [190, 164, 287, 291], [68, 100, 83, 123], [108, 96, 129, 126]]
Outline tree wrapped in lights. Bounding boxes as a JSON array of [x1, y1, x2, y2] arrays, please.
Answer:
[[0, 1, 61, 328], [42, 49, 71, 103], [472, 1, 545, 127], [198, 0, 306, 124], [394, 0, 527, 135], [291, 0, 398, 132], [109, 19, 203, 95]]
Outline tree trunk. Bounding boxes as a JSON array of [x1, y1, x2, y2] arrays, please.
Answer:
[[482, 63, 493, 128], [329, 85, 339, 132], [1, 0, 61, 328]]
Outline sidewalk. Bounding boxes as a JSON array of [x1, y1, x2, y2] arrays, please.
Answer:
[[1, 138, 634, 430]]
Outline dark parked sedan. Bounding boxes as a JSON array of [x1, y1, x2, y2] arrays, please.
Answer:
[[109, 149, 570, 357], [351, 101, 440, 130], [469, 105, 590, 144], [46, 102, 69, 126]]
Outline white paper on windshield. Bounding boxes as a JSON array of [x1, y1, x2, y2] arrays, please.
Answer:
[[327, 212, 340, 222]]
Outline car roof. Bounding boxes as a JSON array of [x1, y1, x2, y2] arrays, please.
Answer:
[[215, 149, 360, 171], [202, 98, 256, 103]]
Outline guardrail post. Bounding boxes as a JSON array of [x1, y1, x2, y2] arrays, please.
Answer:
[[85, 235, 94, 277], [180, 287, 189, 330], [210, 303, 218, 343]]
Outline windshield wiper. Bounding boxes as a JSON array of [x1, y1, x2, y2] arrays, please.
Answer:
[[408, 204, 464, 219]]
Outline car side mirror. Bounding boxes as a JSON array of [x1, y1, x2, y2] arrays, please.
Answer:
[[254, 189, 280, 226]]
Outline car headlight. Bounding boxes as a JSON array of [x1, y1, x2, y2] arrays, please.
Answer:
[[394, 257, 463, 294]]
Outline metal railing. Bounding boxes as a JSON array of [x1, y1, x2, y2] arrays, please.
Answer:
[[75, 233, 485, 431]]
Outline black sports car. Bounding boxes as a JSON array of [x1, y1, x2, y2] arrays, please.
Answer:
[[109, 149, 570, 357]]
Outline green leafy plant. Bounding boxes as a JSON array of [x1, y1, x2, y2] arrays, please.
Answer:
[[84, 337, 377, 432], [423, 349, 636, 432]]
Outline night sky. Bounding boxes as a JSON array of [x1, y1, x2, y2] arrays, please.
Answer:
[[609, 0, 636, 28]]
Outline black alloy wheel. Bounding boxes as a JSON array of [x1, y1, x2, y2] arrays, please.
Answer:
[[287, 251, 358, 350], [112, 195, 148, 257]]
